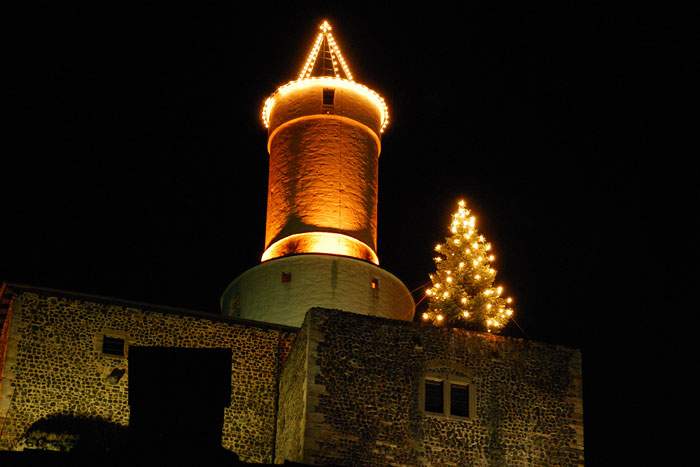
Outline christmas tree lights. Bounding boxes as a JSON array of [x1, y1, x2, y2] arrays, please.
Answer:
[[423, 200, 515, 333]]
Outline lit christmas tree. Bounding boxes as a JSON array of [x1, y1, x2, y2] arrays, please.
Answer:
[[423, 200, 515, 333]]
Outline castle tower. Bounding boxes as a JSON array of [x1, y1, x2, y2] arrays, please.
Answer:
[[221, 21, 415, 327]]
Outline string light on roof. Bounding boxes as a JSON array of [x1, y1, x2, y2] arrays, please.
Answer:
[[298, 20, 354, 81], [298, 32, 325, 80], [261, 20, 390, 133]]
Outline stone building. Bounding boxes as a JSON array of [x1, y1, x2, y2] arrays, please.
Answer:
[[0, 21, 583, 465]]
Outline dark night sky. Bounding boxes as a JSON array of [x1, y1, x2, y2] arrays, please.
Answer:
[[5, 2, 640, 460]]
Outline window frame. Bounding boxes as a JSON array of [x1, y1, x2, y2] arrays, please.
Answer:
[[419, 370, 476, 420]]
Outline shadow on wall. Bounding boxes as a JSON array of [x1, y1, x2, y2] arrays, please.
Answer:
[[5, 411, 243, 466], [0, 347, 249, 466], [18, 413, 127, 455]]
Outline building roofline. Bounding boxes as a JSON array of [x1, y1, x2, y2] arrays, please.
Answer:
[[307, 307, 581, 353], [4, 282, 298, 333]]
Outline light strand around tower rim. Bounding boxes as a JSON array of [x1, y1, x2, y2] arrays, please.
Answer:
[[261, 21, 390, 133]]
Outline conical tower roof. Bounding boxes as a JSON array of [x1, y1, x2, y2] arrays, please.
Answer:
[[298, 20, 353, 80]]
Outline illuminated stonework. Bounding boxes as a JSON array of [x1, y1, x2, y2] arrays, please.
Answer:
[[261, 20, 388, 262]]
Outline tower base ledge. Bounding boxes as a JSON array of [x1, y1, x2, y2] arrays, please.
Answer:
[[221, 254, 415, 328]]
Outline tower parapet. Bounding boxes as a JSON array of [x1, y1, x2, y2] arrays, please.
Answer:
[[222, 21, 414, 327]]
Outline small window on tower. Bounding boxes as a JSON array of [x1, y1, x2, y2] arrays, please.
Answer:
[[370, 278, 379, 290], [323, 88, 335, 105], [281, 272, 292, 283], [102, 336, 125, 357]]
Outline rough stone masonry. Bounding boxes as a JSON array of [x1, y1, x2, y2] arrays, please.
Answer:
[[1, 286, 582, 465], [0, 286, 295, 463], [276, 308, 584, 466]]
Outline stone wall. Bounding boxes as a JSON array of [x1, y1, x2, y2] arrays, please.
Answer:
[[0, 287, 296, 463], [0, 288, 584, 465], [276, 308, 584, 466], [275, 317, 309, 462]]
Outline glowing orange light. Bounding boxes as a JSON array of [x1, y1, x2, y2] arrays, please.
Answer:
[[262, 77, 389, 133], [261, 232, 378, 264]]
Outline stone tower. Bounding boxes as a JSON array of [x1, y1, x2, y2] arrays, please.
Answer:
[[221, 21, 414, 327]]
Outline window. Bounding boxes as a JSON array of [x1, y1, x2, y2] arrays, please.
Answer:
[[424, 379, 444, 413], [281, 272, 292, 283], [322, 88, 335, 114], [450, 383, 470, 417], [420, 363, 475, 419], [370, 278, 379, 290], [323, 88, 335, 105], [102, 336, 125, 357]]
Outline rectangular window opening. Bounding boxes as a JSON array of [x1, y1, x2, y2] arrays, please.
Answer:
[[424, 380, 444, 414], [281, 272, 292, 283], [102, 336, 125, 357], [323, 88, 335, 105], [370, 278, 379, 290], [450, 383, 470, 417]]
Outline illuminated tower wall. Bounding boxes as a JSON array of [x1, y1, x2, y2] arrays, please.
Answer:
[[221, 21, 414, 327], [262, 78, 384, 264]]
